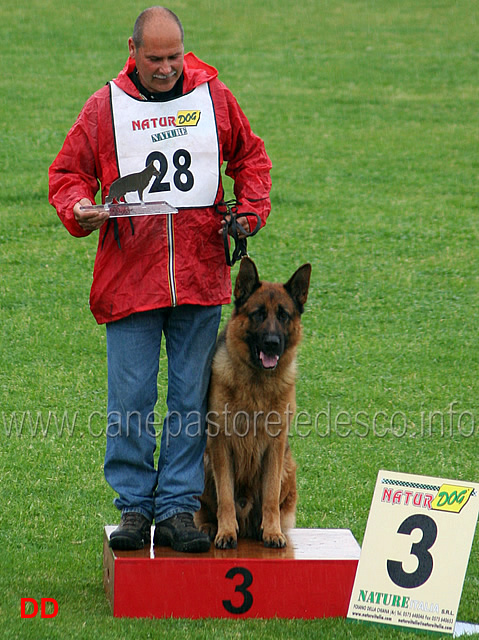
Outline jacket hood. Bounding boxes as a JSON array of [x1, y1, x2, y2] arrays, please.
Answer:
[[113, 52, 219, 97]]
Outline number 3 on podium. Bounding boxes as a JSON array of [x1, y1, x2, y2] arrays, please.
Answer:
[[222, 567, 254, 614]]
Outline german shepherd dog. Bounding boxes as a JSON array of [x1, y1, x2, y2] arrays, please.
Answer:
[[105, 162, 160, 204], [195, 257, 311, 548]]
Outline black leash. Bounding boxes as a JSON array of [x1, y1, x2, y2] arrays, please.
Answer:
[[216, 199, 261, 266]]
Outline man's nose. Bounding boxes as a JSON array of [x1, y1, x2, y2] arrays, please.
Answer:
[[157, 60, 172, 75]]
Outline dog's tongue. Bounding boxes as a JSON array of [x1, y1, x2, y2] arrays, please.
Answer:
[[260, 351, 279, 369]]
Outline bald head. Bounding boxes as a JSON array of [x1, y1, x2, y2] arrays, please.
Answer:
[[132, 6, 184, 48]]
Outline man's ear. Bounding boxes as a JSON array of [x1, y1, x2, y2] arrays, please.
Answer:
[[128, 37, 136, 59]]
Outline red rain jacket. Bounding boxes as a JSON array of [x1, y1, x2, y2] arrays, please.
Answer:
[[49, 53, 272, 324]]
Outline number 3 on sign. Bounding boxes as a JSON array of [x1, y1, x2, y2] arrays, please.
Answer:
[[222, 567, 254, 615], [387, 514, 437, 588]]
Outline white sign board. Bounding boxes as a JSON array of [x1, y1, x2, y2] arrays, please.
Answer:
[[347, 470, 479, 635]]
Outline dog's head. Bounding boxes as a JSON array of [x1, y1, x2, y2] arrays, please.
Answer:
[[147, 161, 161, 179], [231, 257, 311, 371]]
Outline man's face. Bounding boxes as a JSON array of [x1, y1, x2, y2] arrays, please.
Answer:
[[129, 20, 184, 93]]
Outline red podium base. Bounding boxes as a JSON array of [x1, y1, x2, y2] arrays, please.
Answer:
[[103, 527, 360, 619]]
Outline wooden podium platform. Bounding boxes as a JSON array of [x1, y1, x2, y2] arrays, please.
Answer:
[[103, 527, 360, 619]]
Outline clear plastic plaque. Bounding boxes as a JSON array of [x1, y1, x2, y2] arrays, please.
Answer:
[[79, 201, 178, 218]]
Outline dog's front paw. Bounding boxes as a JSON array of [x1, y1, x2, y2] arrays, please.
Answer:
[[215, 528, 238, 549], [262, 530, 287, 548]]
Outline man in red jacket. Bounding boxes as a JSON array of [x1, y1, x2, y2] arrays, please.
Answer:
[[49, 6, 272, 552]]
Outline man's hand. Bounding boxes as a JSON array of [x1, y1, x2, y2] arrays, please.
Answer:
[[73, 198, 109, 231], [219, 215, 249, 239]]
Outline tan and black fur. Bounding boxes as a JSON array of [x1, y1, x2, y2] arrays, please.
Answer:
[[195, 257, 311, 548]]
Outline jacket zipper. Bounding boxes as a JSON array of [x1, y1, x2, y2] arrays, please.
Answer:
[[167, 213, 177, 306]]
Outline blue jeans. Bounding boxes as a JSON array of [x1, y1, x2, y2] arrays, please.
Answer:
[[104, 305, 222, 522]]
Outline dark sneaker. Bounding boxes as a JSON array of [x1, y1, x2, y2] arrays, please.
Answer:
[[109, 511, 151, 550], [154, 512, 211, 553]]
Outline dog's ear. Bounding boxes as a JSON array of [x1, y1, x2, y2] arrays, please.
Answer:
[[284, 263, 312, 314], [234, 257, 261, 310], [147, 160, 160, 175]]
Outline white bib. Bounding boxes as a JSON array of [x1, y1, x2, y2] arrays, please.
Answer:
[[110, 81, 220, 208]]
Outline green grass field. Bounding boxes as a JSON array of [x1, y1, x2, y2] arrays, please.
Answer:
[[1, 0, 478, 638]]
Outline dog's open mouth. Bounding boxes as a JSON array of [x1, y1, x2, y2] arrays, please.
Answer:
[[258, 350, 280, 370]]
